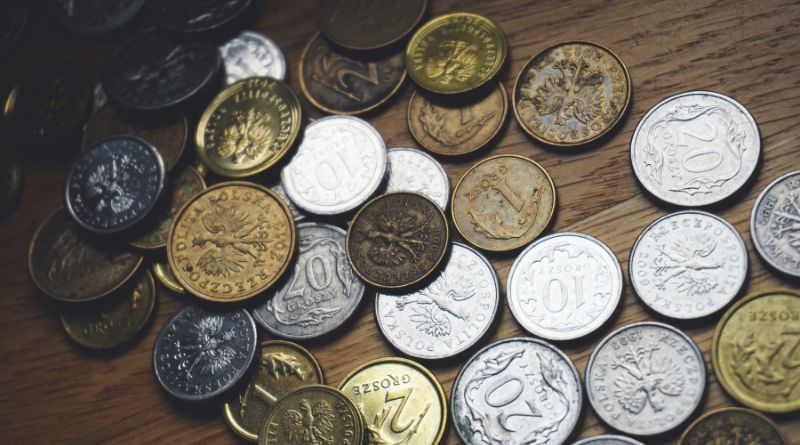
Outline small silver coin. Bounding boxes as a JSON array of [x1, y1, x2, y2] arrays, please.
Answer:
[[571, 435, 645, 445], [750, 170, 800, 278], [585, 321, 706, 436], [630, 210, 747, 319], [631, 91, 760, 207], [271, 182, 305, 222], [385, 147, 450, 210], [452, 337, 582, 445], [375, 242, 499, 360], [220, 30, 286, 85], [507, 232, 622, 341]]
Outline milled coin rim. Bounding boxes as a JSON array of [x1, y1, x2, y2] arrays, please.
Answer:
[[386, 147, 451, 210], [749, 170, 800, 278], [220, 31, 288, 85], [315, 0, 429, 51], [677, 406, 788, 445]]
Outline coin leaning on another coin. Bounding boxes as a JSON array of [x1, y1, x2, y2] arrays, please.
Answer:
[[750, 170, 800, 278]]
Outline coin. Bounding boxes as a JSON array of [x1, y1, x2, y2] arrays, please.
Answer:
[[148, 0, 253, 33], [346, 192, 449, 289], [451, 154, 556, 252], [631, 91, 760, 207], [153, 305, 257, 401], [451, 337, 582, 445], [386, 147, 449, 210], [196, 77, 301, 178], [28, 207, 143, 303], [223, 340, 324, 442], [270, 182, 305, 222], [152, 260, 185, 294], [0, 148, 22, 218], [316, 0, 427, 50], [50, 0, 145, 36], [167, 182, 295, 303], [678, 407, 787, 445], [586, 321, 706, 436], [339, 357, 446, 445], [630, 211, 747, 319], [220, 31, 287, 85], [572, 436, 645, 445], [406, 13, 507, 94], [282, 116, 387, 215], [712, 288, 800, 413], [0, 3, 27, 55], [750, 170, 800, 277], [375, 242, 498, 360], [299, 32, 406, 115]]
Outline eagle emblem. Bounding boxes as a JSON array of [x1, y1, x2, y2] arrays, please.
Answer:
[[611, 343, 685, 414], [282, 399, 336, 445], [192, 204, 271, 277]]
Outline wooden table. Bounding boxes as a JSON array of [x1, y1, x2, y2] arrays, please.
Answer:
[[1, 0, 798, 443]]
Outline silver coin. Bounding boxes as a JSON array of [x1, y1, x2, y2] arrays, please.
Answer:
[[252, 222, 365, 340], [630, 91, 760, 207], [452, 337, 583, 445], [281, 115, 387, 215], [375, 242, 499, 360], [507, 232, 623, 341], [219, 30, 287, 85], [750, 170, 800, 277], [571, 435, 645, 445], [385, 147, 450, 210], [270, 182, 305, 222], [630, 211, 747, 319], [585, 321, 706, 436]]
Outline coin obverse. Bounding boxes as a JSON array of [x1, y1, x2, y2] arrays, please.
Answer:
[[220, 31, 287, 85], [750, 170, 800, 278], [571, 436, 645, 445], [386, 147, 450, 210], [678, 407, 787, 445]]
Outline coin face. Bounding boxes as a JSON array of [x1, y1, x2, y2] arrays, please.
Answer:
[[347, 192, 449, 289], [406, 13, 507, 94], [50, 0, 145, 36], [712, 288, 800, 413], [316, 0, 427, 50], [270, 183, 305, 222], [220, 31, 287, 85], [451, 337, 582, 445], [630, 211, 747, 319], [0, 149, 22, 218], [678, 407, 787, 445], [452, 154, 556, 252], [586, 321, 706, 436], [152, 261, 185, 294], [750, 170, 800, 277], [386, 148, 449, 209], [572, 436, 645, 445], [631, 91, 760, 207], [148, 0, 253, 33]]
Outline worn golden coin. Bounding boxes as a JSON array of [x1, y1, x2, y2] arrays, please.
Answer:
[[513, 41, 631, 147], [452, 154, 556, 252], [678, 407, 787, 445], [167, 182, 295, 303], [152, 260, 185, 294], [339, 357, 446, 445], [405, 13, 507, 94], [0, 148, 22, 218], [197, 77, 301, 178], [224, 340, 324, 442], [712, 288, 800, 413], [316, 0, 427, 50]]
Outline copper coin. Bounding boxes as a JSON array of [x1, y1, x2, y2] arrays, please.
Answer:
[[679, 407, 787, 445], [316, 0, 427, 50]]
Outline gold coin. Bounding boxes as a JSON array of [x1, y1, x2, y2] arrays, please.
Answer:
[[451, 154, 556, 251], [224, 340, 324, 442], [316, 0, 427, 51], [405, 13, 507, 94], [167, 182, 296, 303], [712, 288, 800, 413], [196, 77, 301, 178], [0, 147, 22, 218], [513, 41, 631, 147], [339, 357, 446, 445], [678, 407, 788, 445], [152, 260, 185, 294]]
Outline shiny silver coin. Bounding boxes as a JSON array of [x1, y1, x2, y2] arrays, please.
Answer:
[[571, 435, 645, 445], [281, 116, 387, 215], [630, 91, 760, 207], [750, 170, 800, 277], [630, 210, 747, 319], [452, 337, 582, 445], [271, 182, 305, 222], [386, 147, 450, 210], [50, 0, 145, 36], [507, 232, 622, 341], [220, 30, 286, 85], [253, 222, 365, 340], [585, 321, 706, 436], [375, 242, 499, 360]]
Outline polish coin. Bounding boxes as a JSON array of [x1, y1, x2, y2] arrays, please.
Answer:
[[220, 31, 287, 85], [270, 182, 305, 222], [572, 436, 644, 445], [316, 0, 427, 50], [678, 407, 787, 445], [750, 170, 800, 277], [50, 0, 145, 36], [386, 147, 449, 209], [148, 0, 253, 34], [152, 260, 185, 294]]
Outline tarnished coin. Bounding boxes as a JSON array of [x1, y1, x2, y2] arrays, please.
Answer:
[[375, 242, 499, 360], [630, 211, 747, 319], [167, 182, 295, 303], [252, 223, 365, 340], [750, 170, 800, 277], [347, 192, 449, 289], [339, 357, 446, 445], [712, 288, 800, 413], [406, 13, 507, 94], [451, 337, 582, 445], [631, 91, 760, 207], [28, 207, 143, 303], [513, 41, 631, 147], [153, 305, 257, 401], [220, 31, 287, 85], [152, 260, 185, 294], [270, 183, 304, 222], [452, 154, 556, 252], [224, 340, 323, 442], [586, 321, 706, 436], [316, 0, 427, 50], [0, 148, 22, 218], [148, 0, 253, 33], [386, 148, 449, 210], [678, 407, 787, 445], [0, 3, 27, 55], [572, 436, 644, 445], [50, 0, 145, 36], [282, 116, 387, 215]]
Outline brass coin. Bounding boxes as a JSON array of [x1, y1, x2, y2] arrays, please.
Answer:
[[167, 182, 296, 303], [513, 41, 631, 147], [197, 77, 302, 178], [316, 0, 427, 50], [405, 13, 507, 94], [712, 288, 800, 413], [0, 148, 22, 217], [452, 154, 556, 252], [152, 260, 185, 294], [224, 340, 324, 442], [678, 407, 787, 445], [346, 192, 449, 289], [299, 32, 406, 115]]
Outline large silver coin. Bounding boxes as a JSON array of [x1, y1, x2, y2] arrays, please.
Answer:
[[375, 242, 499, 360], [219, 30, 287, 85], [571, 435, 644, 445], [282, 116, 387, 215], [585, 321, 706, 436], [385, 147, 450, 210], [507, 232, 622, 341], [452, 337, 582, 445], [630, 91, 760, 207], [750, 170, 800, 277]]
